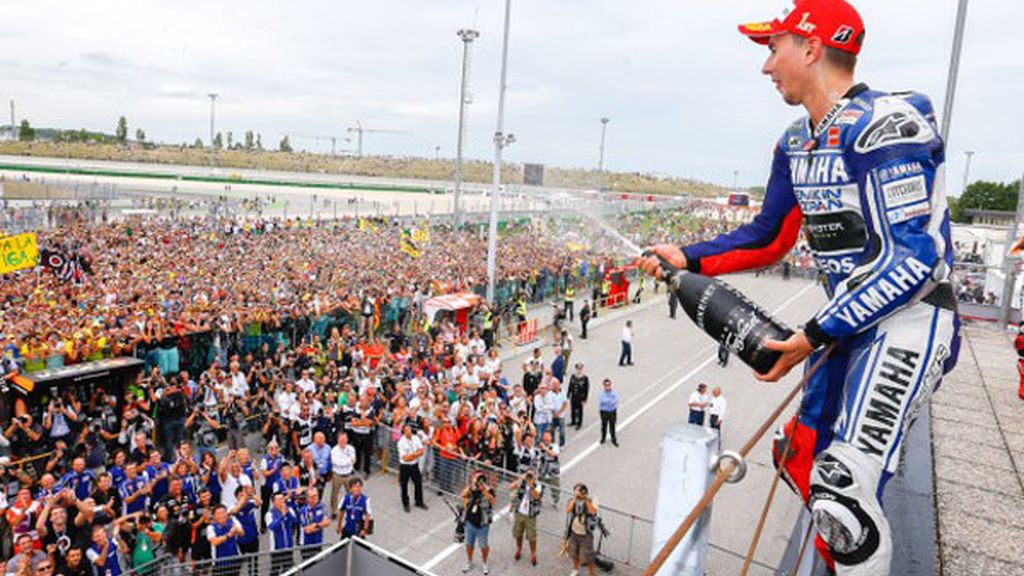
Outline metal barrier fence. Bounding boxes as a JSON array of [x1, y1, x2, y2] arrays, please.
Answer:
[[133, 543, 331, 576]]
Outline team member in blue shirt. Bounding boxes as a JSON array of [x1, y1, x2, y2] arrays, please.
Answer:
[[598, 379, 619, 446], [230, 485, 261, 576], [299, 487, 331, 560], [265, 492, 299, 576], [336, 478, 372, 539], [206, 504, 244, 576], [260, 442, 284, 531], [56, 457, 95, 501], [86, 523, 128, 576]]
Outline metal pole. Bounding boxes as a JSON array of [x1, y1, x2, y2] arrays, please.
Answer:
[[998, 174, 1024, 328], [598, 117, 610, 189], [455, 29, 479, 228], [960, 150, 974, 195], [940, 0, 969, 145], [208, 93, 218, 146], [486, 0, 512, 304]]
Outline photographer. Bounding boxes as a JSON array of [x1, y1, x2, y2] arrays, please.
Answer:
[[186, 403, 222, 461], [3, 413, 41, 462], [564, 483, 599, 576], [221, 395, 249, 451], [459, 472, 495, 575], [509, 469, 543, 567], [119, 407, 154, 457], [537, 429, 561, 505], [42, 394, 78, 448], [155, 377, 188, 461]]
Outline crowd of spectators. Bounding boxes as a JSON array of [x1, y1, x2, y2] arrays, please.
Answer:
[[0, 208, 643, 576], [0, 214, 610, 372], [0, 199, 800, 575]]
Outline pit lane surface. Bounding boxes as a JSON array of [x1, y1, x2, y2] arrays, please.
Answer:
[[294, 273, 827, 576]]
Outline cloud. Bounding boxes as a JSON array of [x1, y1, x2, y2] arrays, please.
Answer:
[[0, 0, 1020, 192]]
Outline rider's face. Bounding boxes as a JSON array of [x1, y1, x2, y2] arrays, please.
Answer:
[[762, 34, 809, 106]]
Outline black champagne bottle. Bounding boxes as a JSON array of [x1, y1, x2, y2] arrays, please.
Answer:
[[649, 254, 794, 374]]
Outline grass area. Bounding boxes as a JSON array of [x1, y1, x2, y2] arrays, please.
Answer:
[[0, 141, 727, 197]]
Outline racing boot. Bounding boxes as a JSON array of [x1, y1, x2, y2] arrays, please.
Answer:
[[809, 443, 891, 576]]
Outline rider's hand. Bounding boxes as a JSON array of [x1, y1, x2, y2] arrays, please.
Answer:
[[755, 331, 813, 382], [637, 245, 687, 280]]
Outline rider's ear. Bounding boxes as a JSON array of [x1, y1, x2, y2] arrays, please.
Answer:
[[804, 36, 825, 66]]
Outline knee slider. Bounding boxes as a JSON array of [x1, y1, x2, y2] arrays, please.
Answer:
[[808, 445, 890, 570]]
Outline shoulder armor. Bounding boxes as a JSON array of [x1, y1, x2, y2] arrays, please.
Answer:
[[852, 94, 936, 154]]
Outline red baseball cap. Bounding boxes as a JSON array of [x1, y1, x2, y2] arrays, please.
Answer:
[[737, 0, 865, 55]]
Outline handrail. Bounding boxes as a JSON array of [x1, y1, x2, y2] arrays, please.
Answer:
[[644, 345, 834, 576]]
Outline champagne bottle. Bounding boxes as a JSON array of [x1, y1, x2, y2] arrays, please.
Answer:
[[647, 253, 794, 374]]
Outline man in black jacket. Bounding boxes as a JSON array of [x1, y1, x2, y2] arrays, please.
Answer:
[[579, 300, 591, 340], [567, 363, 589, 430]]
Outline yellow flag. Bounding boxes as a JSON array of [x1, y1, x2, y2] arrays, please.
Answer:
[[412, 226, 430, 244], [359, 218, 379, 233], [400, 229, 421, 259], [0, 233, 38, 275]]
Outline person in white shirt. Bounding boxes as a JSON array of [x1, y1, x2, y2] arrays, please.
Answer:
[[228, 362, 248, 399], [550, 379, 569, 447], [396, 425, 427, 512], [618, 320, 634, 366], [687, 383, 710, 426], [296, 370, 316, 395], [274, 382, 298, 418], [218, 451, 253, 509], [329, 433, 357, 516], [532, 383, 555, 439], [709, 386, 727, 439]]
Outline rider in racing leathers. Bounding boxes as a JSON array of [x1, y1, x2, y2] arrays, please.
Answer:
[[640, 1, 960, 574]]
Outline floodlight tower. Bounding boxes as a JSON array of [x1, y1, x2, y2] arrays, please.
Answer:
[[208, 93, 218, 146], [454, 28, 480, 227]]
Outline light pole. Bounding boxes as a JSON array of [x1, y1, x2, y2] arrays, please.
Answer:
[[733, 170, 739, 190], [961, 150, 974, 195], [940, 0, 969, 145], [207, 93, 218, 146], [454, 28, 480, 228], [598, 117, 610, 189], [486, 0, 513, 305]]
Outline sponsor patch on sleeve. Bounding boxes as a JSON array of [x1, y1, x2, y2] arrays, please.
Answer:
[[836, 109, 864, 125], [881, 174, 928, 208], [886, 200, 931, 224]]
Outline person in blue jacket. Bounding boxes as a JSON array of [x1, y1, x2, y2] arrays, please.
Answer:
[[265, 491, 299, 576]]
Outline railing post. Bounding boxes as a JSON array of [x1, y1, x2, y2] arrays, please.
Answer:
[[650, 423, 717, 575]]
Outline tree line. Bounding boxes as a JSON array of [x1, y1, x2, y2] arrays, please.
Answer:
[[16, 117, 292, 152], [949, 180, 1022, 223]]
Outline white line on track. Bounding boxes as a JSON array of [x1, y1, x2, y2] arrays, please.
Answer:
[[421, 281, 816, 571]]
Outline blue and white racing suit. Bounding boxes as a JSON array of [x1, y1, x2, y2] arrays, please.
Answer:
[[682, 84, 960, 575]]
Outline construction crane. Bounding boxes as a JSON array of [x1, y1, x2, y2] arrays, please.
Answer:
[[288, 133, 353, 155], [346, 121, 410, 156]]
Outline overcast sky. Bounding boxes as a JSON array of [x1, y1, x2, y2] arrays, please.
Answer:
[[2, 0, 1021, 194]]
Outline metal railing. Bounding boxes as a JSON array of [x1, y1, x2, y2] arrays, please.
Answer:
[[134, 543, 330, 576]]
